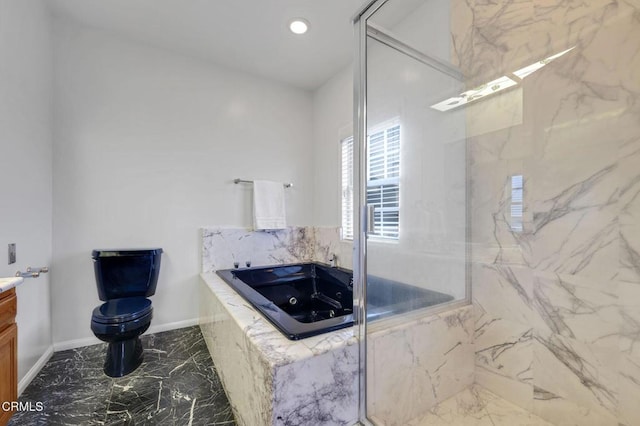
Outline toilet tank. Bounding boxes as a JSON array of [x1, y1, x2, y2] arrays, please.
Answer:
[[92, 249, 163, 301]]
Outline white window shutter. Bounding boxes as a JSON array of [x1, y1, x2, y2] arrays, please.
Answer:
[[341, 122, 401, 241], [341, 137, 354, 240]]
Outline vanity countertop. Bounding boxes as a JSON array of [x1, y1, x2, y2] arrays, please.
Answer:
[[0, 277, 24, 293]]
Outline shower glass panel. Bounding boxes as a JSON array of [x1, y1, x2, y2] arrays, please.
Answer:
[[358, 0, 471, 424], [357, 0, 640, 424]]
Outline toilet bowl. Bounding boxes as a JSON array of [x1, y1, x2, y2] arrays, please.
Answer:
[[90, 249, 162, 377]]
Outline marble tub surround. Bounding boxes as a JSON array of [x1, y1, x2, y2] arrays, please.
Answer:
[[366, 305, 475, 425], [201, 226, 350, 273], [199, 272, 358, 426], [201, 226, 464, 300], [201, 226, 478, 425], [10, 326, 235, 426], [200, 271, 475, 426], [200, 225, 358, 425], [454, 0, 640, 423]]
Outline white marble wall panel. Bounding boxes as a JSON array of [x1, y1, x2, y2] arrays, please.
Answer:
[[201, 226, 342, 273], [367, 305, 474, 425], [470, 160, 532, 266], [272, 342, 358, 426], [473, 264, 533, 326], [459, 0, 640, 423], [618, 281, 640, 362], [618, 354, 640, 426], [467, 99, 535, 167], [527, 148, 618, 282], [531, 273, 619, 348], [452, 0, 621, 87], [313, 227, 353, 271], [368, 327, 423, 426], [532, 334, 618, 420], [620, 307, 640, 361], [474, 286, 534, 412], [475, 318, 533, 387]]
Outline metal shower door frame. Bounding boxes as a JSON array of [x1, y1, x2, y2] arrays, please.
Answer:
[[353, 0, 471, 424]]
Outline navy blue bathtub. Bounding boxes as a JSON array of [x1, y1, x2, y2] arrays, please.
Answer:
[[216, 263, 454, 340]]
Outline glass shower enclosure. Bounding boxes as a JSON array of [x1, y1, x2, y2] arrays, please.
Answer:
[[354, 0, 640, 424]]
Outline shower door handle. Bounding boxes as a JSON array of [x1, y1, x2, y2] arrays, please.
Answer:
[[367, 204, 376, 235]]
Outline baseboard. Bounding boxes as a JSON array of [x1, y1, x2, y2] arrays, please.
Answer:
[[53, 336, 102, 352], [147, 317, 199, 334], [18, 345, 54, 396], [52, 318, 200, 352]]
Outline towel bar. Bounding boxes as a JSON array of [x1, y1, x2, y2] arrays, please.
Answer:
[[233, 178, 293, 188]]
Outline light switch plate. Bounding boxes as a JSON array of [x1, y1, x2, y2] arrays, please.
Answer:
[[8, 243, 16, 264]]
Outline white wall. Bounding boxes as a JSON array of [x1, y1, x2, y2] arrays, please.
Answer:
[[311, 64, 354, 268], [51, 19, 315, 345], [0, 0, 53, 383], [312, 65, 353, 227]]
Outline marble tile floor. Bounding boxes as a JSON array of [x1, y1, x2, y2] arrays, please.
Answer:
[[9, 326, 236, 426], [406, 386, 552, 426]]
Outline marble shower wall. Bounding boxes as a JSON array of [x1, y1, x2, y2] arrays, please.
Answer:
[[451, 0, 640, 424]]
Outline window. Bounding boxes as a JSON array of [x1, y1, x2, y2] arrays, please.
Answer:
[[341, 121, 401, 240], [341, 136, 354, 240]]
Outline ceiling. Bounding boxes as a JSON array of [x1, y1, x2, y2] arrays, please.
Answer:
[[48, 0, 368, 90]]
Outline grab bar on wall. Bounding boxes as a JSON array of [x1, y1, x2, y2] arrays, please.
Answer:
[[233, 178, 293, 188]]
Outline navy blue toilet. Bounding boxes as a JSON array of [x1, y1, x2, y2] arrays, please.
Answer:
[[90, 248, 163, 377]]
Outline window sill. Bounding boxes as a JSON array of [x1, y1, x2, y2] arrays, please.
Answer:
[[368, 237, 399, 245]]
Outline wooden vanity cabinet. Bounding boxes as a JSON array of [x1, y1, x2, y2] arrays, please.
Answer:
[[0, 289, 17, 426]]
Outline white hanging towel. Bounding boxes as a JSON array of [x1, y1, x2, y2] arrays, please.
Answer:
[[253, 180, 287, 230]]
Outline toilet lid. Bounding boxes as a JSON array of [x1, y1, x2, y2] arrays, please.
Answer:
[[92, 297, 152, 324]]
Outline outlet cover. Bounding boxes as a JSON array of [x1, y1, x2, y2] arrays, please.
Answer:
[[8, 243, 16, 264]]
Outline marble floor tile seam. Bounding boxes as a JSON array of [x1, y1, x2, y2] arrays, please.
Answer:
[[404, 385, 553, 426], [478, 386, 552, 426], [484, 407, 551, 426]]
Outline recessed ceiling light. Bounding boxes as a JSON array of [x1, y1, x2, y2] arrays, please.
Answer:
[[289, 18, 309, 35]]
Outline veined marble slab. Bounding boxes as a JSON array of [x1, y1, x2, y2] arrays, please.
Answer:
[[464, 0, 640, 423], [201, 226, 344, 273], [199, 273, 358, 426], [531, 272, 619, 348], [367, 305, 475, 425], [200, 273, 474, 426]]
